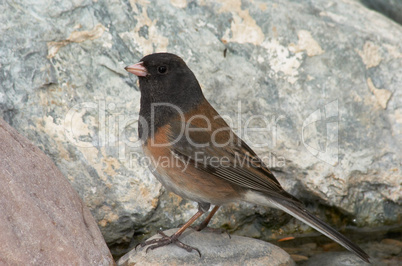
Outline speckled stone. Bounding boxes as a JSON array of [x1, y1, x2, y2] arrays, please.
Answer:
[[118, 228, 295, 266]]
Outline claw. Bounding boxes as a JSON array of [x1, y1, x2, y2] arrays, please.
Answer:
[[135, 231, 202, 256], [145, 246, 151, 253], [194, 247, 201, 257], [134, 243, 140, 250], [145, 245, 158, 253], [158, 231, 169, 237]]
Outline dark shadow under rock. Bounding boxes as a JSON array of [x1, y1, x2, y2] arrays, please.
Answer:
[[360, 0, 402, 25]]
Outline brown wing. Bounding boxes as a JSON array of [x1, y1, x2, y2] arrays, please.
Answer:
[[169, 100, 301, 204]]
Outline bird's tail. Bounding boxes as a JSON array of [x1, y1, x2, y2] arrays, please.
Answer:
[[245, 191, 371, 263], [273, 199, 370, 263]]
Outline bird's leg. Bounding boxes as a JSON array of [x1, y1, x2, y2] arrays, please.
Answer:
[[193, 205, 220, 231], [136, 203, 209, 256], [193, 205, 230, 237]]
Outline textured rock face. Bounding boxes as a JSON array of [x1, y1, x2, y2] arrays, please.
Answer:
[[0, 118, 114, 265], [0, 0, 401, 257], [300, 252, 367, 266], [118, 228, 295, 266]]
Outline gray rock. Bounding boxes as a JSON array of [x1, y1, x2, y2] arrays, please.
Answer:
[[118, 228, 295, 266], [0, 118, 114, 265], [0, 0, 401, 257], [300, 252, 368, 266]]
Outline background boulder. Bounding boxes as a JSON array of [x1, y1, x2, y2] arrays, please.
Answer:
[[1, 0, 400, 259]]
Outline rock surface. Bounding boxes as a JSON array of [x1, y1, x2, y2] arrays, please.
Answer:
[[0, 118, 114, 265], [118, 228, 295, 266], [300, 252, 367, 266], [0, 0, 401, 258]]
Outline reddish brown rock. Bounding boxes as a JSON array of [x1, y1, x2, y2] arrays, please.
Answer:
[[0, 118, 114, 265]]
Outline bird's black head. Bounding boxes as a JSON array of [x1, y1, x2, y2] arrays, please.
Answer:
[[125, 53, 205, 137], [126, 53, 205, 107]]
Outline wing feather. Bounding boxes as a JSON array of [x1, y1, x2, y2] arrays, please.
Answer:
[[169, 121, 301, 204]]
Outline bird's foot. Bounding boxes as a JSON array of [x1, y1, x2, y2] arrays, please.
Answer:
[[136, 231, 201, 256]]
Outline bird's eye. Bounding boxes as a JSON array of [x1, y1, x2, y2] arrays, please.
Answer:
[[157, 65, 167, 74]]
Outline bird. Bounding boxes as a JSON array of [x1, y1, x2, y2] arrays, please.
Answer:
[[124, 52, 370, 263]]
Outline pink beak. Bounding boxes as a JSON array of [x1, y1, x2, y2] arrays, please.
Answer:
[[125, 62, 148, 77]]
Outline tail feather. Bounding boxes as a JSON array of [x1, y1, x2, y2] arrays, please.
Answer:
[[276, 200, 370, 263]]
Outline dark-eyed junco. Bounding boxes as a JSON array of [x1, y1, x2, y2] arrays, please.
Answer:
[[125, 53, 369, 262]]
